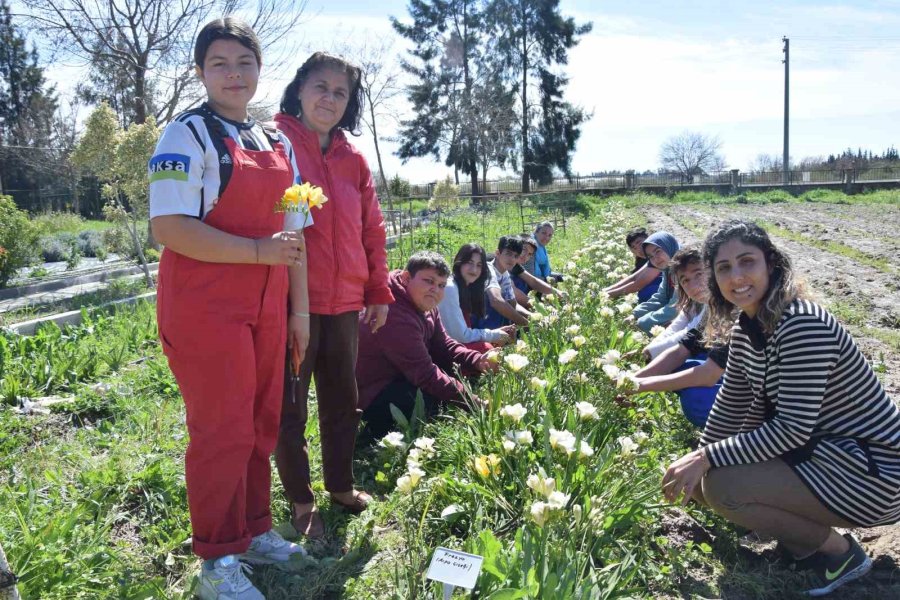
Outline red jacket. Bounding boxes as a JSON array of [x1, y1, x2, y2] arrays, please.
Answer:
[[273, 113, 393, 314], [356, 271, 483, 410]]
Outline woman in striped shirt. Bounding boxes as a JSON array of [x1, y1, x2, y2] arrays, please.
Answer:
[[662, 220, 900, 597]]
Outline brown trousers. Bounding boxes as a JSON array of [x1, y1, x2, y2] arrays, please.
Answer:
[[275, 311, 361, 504], [698, 458, 855, 556]]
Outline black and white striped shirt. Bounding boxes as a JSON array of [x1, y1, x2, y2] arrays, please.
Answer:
[[701, 299, 900, 527]]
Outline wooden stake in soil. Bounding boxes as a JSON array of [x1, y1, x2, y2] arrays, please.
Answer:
[[0, 542, 20, 600]]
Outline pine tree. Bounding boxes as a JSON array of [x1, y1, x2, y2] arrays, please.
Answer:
[[0, 0, 58, 199], [487, 0, 591, 191], [392, 0, 486, 197]]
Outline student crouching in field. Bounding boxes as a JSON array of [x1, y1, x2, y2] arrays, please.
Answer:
[[528, 221, 563, 282], [605, 227, 662, 303], [632, 231, 680, 333], [438, 243, 515, 352], [478, 235, 532, 329], [625, 247, 724, 427], [510, 234, 565, 309], [150, 18, 306, 599], [663, 220, 900, 597], [357, 252, 497, 439]]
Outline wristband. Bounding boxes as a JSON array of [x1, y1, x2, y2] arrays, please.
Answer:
[[254, 239, 259, 264], [292, 311, 310, 318]]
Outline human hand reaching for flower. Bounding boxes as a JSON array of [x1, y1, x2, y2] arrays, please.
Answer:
[[476, 354, 500, 374], [662, 449, 711, 505]]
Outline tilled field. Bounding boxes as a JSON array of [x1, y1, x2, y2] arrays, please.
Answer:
[[641, 200, 900, 600]]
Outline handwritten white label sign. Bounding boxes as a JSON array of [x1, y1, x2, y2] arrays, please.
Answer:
[[425, 547, 484, 590]]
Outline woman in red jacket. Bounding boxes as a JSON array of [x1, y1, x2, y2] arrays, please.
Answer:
[[273, 52, 394, 538]]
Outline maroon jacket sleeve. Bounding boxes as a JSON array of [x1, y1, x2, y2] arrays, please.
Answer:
[[430, 312, 483, 372], [357, 155, 394, 306], [379, 312, 468, 404]]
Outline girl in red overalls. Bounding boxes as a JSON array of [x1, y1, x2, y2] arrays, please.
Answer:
[[149, 18, 308, 600]]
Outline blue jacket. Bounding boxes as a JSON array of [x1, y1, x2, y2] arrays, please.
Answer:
[[532, 244, 551, 280], [633, 269, 678, 332]]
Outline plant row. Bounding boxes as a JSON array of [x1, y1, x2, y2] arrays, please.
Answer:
[[373, 205, 696, 599]]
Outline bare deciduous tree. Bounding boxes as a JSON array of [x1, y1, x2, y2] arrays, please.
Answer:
[[659, 131, 725, 182], [20, 0, 307, 125], [332, 36, 404, 220]]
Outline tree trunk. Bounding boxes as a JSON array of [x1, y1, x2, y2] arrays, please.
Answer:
[[469, 165, 479, 203], [520, 2, 530, 194], [133, 66, 147, 125], [127, 217, 155, 289], [368, 99, 395, 233]]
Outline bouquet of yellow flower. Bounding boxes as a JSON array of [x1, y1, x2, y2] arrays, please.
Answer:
[[277, 182, 328, 225]]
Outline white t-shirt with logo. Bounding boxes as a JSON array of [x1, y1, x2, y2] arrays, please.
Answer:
[[148, 107, 310, 231]]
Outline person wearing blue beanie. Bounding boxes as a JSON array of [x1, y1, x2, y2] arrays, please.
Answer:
[[633, 231, 681, 332]]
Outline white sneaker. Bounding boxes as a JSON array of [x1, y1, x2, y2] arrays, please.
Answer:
[[196, 555, 263, 600], [241, 529, 307, 565]]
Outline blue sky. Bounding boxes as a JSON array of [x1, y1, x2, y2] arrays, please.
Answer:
[[37, 0, 900, 182]]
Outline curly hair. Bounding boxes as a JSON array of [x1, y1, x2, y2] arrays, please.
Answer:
[[452, 244, 489, 318], [670, 246, 704, 319], [279, 52, 364, 136], [703, 220, 806, 344]]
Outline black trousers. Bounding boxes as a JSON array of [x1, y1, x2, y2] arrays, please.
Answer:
[[361, 379, 439, 439]]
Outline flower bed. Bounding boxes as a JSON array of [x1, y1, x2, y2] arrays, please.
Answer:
[[371, 205, 695, 598]]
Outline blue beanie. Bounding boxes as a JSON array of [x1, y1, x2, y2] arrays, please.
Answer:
[[642, 231, 680, 262]]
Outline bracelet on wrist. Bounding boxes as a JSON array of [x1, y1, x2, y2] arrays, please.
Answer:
[[291, 311, 310, 318]]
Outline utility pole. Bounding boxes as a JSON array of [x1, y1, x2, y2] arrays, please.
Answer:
[[782, 36, 790, 186]]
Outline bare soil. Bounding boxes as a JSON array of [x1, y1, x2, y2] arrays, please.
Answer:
[[640, 201, 900, 599]]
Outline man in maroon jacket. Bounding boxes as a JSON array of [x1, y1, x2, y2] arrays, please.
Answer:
[[357, 251, 496, 438]]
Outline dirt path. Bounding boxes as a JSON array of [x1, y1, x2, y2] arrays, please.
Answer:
[[645, 204, 900, 397], [642, 202, 900, 599]]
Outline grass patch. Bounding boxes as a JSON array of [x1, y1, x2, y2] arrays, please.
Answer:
[[758, 220, 894, 274], [0, 277, 151, 326], [861, 327, 900, 353], [30, 212, 113, 237]]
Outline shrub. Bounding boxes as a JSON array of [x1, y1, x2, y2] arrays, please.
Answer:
[[39, 233, 77, 262], [65, 239, 82, 271], [143, 247, 161, 263], [388, 174, 411, 198], [0, 195, 39, 287], [77, 230, 106, 258], [28, 266, 50, 279], [429, 175, 460, 210], [101, 225, 131, 257]]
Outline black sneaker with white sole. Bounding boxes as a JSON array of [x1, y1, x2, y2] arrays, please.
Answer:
[[803, 534, 872, 597]]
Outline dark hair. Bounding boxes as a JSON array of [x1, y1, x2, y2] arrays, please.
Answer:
[[497, 235, 524, 255], [279, 52, 364, 136], [452, 244, 488, 318], [670, 246, 704, 318], [534, 221, 554, 236], [626, 227, 648, 246], [518, 234, 538, 252], [703, 220, 805, 343], [194, 18, 262, 68], [406, 251, 450, 278]]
